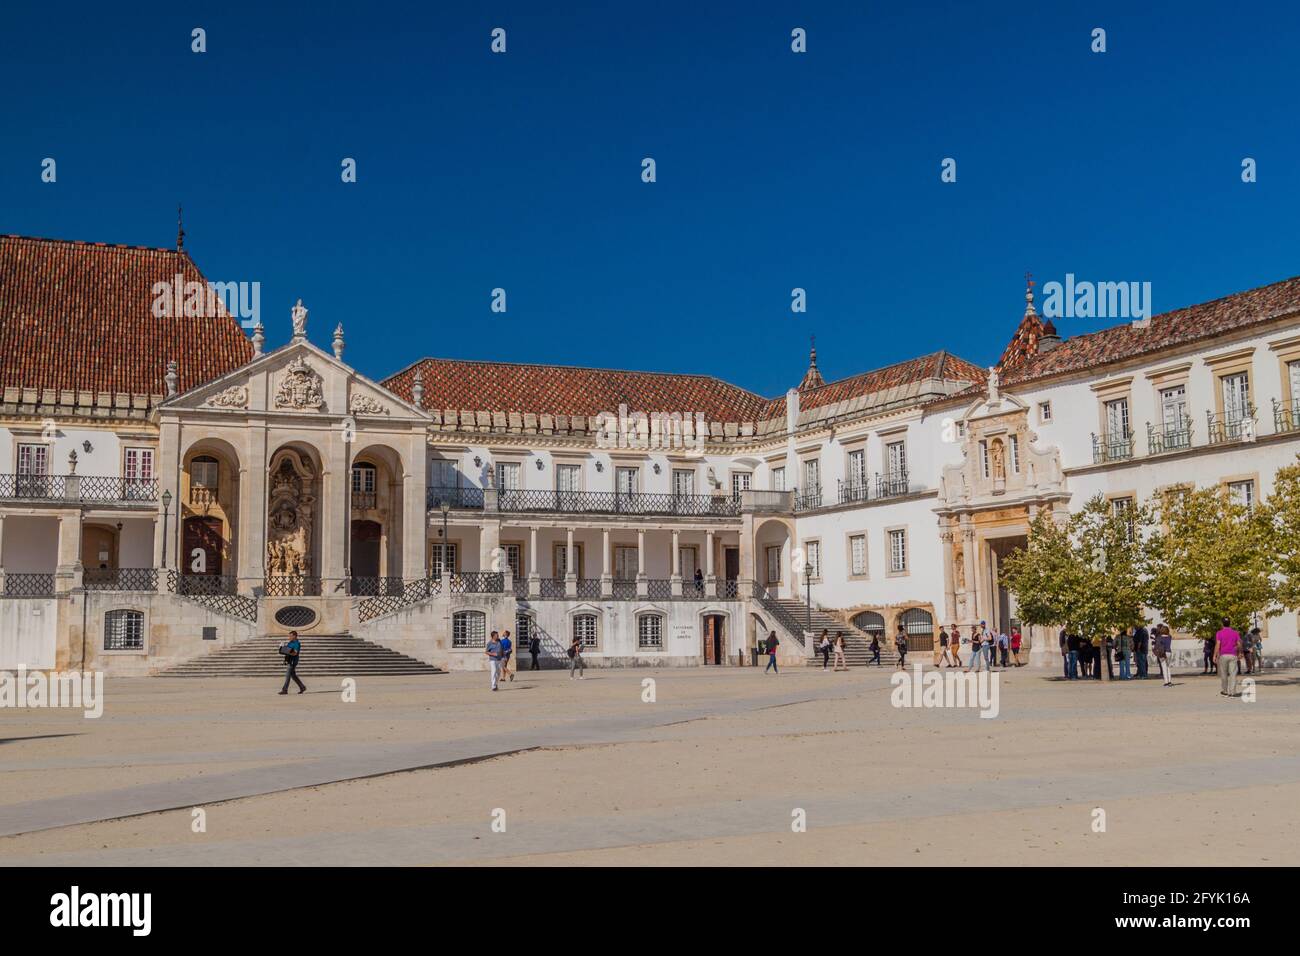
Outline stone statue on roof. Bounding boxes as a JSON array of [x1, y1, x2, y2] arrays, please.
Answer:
[[291, 298, 308, 339]]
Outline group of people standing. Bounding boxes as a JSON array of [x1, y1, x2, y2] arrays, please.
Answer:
[[1059, 623, 1173, 685], [926, 621, 1023, 671]]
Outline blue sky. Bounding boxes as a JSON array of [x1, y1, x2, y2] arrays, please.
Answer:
[[3, 0, 1297, 397]]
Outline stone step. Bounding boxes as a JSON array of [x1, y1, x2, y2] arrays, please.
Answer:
[[159, 635, 444, 678]]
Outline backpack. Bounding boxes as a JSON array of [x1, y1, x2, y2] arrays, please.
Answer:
[[567, 645, 576, 659]]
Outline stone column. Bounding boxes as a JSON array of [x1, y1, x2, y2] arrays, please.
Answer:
[[960, 517, 977, 627], [636, 528, 647, 597], [527, 525, 540, 597], [940, 523, 956, 626], [155, 417, 182, 572], [564, 527, 576, 596], [738, 513, 755, 595], [402, 470, 425, 582], [480, 518, 501, 574], [705, 528, 717, 597], [237, 419, 269, 594], [56, 512, 84, 592], [321, 428, 348, 587], [670, 529, 682, 596], [0, 514, 6, 593], [600, 527, 612, 597]]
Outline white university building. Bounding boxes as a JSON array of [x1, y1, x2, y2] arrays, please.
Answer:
[[2, 233, 1298, 674]]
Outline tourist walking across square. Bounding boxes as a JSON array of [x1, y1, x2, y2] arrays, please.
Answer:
[[278, 630, 306, 695], [1155, 623, 1173, 686], [818, 629, 831, 670], [938, 625, 951, 666], [833, 632, 848, 671], [486, 630, 504, 691], [869, 633, 881, 666], [969, 627, 984, 672], [947, 624, 962, 667], [764, 630, 780, 674], [894, 625, 908, 669], [1009, 627, 1023, 666], [529, 632, 541, 670], [499, 628, 514, 682], [569, 633, 586, 679], [1215, 617, 1241, 697]]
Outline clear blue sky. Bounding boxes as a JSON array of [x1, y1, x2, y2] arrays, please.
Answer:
[[3, 0, 1297, 397]]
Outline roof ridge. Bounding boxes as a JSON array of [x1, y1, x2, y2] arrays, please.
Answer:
[[0, 234, 187, 256]]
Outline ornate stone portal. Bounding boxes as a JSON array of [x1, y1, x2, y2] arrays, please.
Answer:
[[267, 451, 317, 576]]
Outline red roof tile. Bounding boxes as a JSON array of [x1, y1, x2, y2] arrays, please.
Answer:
[[0, 235, 253, 396]]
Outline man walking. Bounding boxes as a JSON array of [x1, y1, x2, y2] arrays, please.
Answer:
[[948, 624, 961, 667], [1133, 623, 1149, 679], [529, 631, 541, 670], [998, 629, 1010, 668], [569, 633, 586, 679], [499, 628, 514, 682], [1155, 623, 1173, 686], [1214, 617, 1241, 697], [278, 630, 306, 695], [486, 630, 504, 691], [937, 625, 950, 667]]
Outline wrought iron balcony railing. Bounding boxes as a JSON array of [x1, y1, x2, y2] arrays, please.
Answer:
[[167, 571, 257, 622], [426, 485, 485, 510], [264, 575, 323, 597], [1091, 431, 1134, 463], [1207, 405, 1256, 445], [355, 575, 442, 623], [496, 488, 741, 518], [0, 474, 157, 503], [449, 571, 505, 594], [83, 567, 159, 591], [2, 572, 56, 597], [793, 486, 823, 512], [1274, 397, 1300, 434], [348, 576, 407, 597], [611, 578, 638, 599], [539, 577, 567, 599], [351, 490, 377, 511], [1146, 420, 1194, 455], [574, 578, 602, 599]]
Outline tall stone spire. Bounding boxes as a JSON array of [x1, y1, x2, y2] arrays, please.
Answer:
[[176, 204, 185, 251], [798, 334, 825, 391]]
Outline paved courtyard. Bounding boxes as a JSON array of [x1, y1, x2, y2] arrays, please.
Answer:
[[0, 663, 1297, 866]]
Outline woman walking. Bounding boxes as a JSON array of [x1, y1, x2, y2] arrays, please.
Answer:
[[948, 624, 962, 667], [894, 626, 909, 670], [568, 633, 585, 680], [833, 631, 848, 671], [1009, 627, 1023, 666], [818, 629, 831, 670], [764, 630, 780, 674], [869, 633, 881, 666]]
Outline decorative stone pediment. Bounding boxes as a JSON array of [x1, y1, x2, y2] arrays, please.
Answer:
[[206, 384, 248, 409], [349, 393, 388, 416], [274, 357, 325, 411], [937, 390, 1064, 510]]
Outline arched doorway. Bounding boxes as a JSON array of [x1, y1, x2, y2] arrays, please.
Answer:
[[183, 515, 225, 576], [852, 610, 886, 640], [350, 519, 383, 594], [899, 607, 935, 652]]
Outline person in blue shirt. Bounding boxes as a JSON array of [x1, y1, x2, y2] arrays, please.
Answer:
[[499, 629, 514, 683], [486, 631, 503, 691], [278, 631, 305, 695]]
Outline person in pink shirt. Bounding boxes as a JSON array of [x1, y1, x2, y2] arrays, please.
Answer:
[[1214, 617, 1242, 697]]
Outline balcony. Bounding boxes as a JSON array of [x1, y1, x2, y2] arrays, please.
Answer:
[[189, 485, 219, 509], [449, 571, 505, 594], [1146, 420, 1193, 456], [351, 490, 377, 511], [2, 572, 56, 597], [0, 474, 157, 504], [497, 489, 740, 518], [426, 485, 485, 510], [793, 486, 823, 512], [264, 575, 323, 597], [838, 472, 912, 506], [1207, 406, 1256, 445], [83, 567, 159, 591], [1091, 431, 1134, 464], [1274, 398, 1300, 435]]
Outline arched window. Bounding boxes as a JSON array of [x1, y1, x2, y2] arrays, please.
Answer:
[[452, 610, 486, 648], [191, 455, 219, 489], [852, 611, 886, 637], [638, 613, 664, 649], [899, 607, 935, 651], [573, 613, 598, 649], [105, 610, 144, 650]]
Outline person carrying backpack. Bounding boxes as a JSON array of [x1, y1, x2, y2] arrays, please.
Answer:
[[764, 631, 780, 674]]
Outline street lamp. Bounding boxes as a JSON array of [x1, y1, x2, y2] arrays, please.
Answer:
[[439, 499, 451, 578], [160, 489, 172, 569]]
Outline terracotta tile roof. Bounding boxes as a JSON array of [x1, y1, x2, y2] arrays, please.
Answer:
[[1000, 274, 1300, 386], [781, 351, 986, 416], [0, 235, 253, 396], [385, 358, 773, 421]]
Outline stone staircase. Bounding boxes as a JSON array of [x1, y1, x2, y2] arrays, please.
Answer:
[[768, 598, 899, 667], [159, 634, 444, 677]]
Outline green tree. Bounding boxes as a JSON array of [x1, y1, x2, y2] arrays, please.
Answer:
[[1001, 494, 1150, 680], [1258, 456, 1300, 613], [1145, 483, 1280, 639]]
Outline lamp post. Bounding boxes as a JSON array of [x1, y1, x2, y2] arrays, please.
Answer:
[[439, 499, 451, 578], [160, 489, 172, 569]]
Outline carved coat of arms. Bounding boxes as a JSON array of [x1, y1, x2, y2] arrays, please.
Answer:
[[274, 357, 324, 410]]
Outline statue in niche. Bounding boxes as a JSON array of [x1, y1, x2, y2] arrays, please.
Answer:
[[267, 454, 315, 576], [990, 439, 1006, 480], [953, 540, 966, 593]]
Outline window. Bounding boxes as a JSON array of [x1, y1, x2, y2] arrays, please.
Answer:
[[765, 545, 782, 585], [850, 534, 867, 576], [1290, 360, 1300, 405], [556, 463, 581, 492], [16, 443, 48, 475], [573, 612, 598, 649], [802, 459, 820, 493], [638, 614, 663, 649], [514, 613, 531, 645], [351, 462, 376, 493], [104, 609, 144, 650], [731, 471, 752, 498], [616, 466, 639, 496], [1104, 397, 1130, 438], [553, 543, 583, 578], [888, 529, 907, 573], [1111, 496, 1136, 539], [678, 546, 698, 581], [614, 546, 638, 580], [124, 447, 154, 484], [847, 449, 866, 489], [1038, 401, 1052, 422], [502, 543, 522, 577], [980, 440, 990, 479], [672, 469, 695, 497], [886, 441, 907, 480], [1160, 385, 1188, 431], [805, 540, 821, 579], [191, 455, 219, 489], [1222, 372, 1250, 420], [452, 611, 486, 648], [771, 466, 785, 491], [1008, 435, 1019, 474], [430, 542, 458, 576], [1228, 480, 1256, 510], [430, 458, 459, 488], [495, 462, 520, 490]]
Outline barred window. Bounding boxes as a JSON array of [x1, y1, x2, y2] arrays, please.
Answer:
[[638, 614, 663, 649], [514, 613, 531, 644], [105, 610, 144, 650], [452, 610, 486, 648], [850, 534, 866, 576], [889, 529, 908, 573], [573, 613, 598, 649]]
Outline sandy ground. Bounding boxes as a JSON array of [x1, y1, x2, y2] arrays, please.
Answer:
[[0, 663, 1296, 865]]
